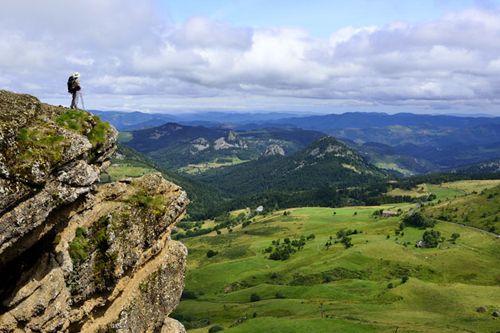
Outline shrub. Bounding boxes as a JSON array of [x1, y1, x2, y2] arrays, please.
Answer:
[[250, 293, 261, 302], [87, 116, 110, 147], [68, 227, 90, 263], [208, 326, 224, 333], [206, 250, 219, 258], [275, 292, 286, 299], [181, 290, 198, 300]]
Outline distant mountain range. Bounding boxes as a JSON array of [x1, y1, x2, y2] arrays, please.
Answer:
[[99, 110, 500, 175], [92, 110, 303, 131]]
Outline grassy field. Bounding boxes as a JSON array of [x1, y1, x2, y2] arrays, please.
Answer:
[[179, 157, 249, 174], [117, 131, 133, 143], [174, 185, 500, 332], [386, 180, 500, 201], [423, 184, 500, 233]]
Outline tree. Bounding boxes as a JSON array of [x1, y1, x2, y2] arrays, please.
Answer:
[[421, 230, 441, 248], [450, 233, 460, 242], [402, 212, 435, 229], [336, 229, 347, 239], [341, 236, 353, 249]]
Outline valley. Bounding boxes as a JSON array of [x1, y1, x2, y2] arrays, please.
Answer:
[[101, 111, 500, 333], [5, 3, 500, 333], [171, 180, 500, 333]]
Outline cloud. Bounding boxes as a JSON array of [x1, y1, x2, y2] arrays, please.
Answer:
[[0, 1, 500, 113]]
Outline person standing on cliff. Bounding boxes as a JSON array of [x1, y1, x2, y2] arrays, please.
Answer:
[[67, 72, 81, 109]]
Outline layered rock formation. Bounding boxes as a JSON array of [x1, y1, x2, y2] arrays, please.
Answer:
[[0, 91, 189, 332]]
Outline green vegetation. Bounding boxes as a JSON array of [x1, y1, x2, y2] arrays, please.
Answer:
[[196, 137, 386, 199], [107, 144, 225, 220], [55, 109, 110, 147], [68, 227, 91, 263], [117, 131, 133, 142], [17, 127, 65, 168], [265, 236, 307, 261], [424, 184, 500, 233], [124, 123, 324, 172], [55, 109, 89, 132], [110, 141, 500, 221], [208, 326, 224, 333], [401, 212, 435, 229], [173, 181, 500, 332], [105, 164, 155, 181], [127, 191, 165, 215], [420, 230, 442, 248], [68, 215, 117, 293], [88, 117, 111, 147]]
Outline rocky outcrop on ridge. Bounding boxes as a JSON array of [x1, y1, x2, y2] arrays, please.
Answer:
[[0, 91, 189, 332], [263, 144, 285, 157]]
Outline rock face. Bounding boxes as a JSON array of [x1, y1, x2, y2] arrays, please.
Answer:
[[0, 91, 189, 332], [263, 144, 285, 157]]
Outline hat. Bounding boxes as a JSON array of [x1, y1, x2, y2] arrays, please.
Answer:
[[73, 72, 80, 78]]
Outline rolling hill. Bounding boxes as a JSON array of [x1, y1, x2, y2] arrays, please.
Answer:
[[122, 123, 326, 172], [172, 179, 500, 333], [195, 136, 387, 198], [423, 182, 500, 233]]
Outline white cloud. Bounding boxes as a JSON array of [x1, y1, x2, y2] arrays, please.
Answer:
[[0, 1, 500, 114]]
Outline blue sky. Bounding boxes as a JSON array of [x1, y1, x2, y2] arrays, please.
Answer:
[[161, 0, 497, 36], [1, 0, 500, 114]]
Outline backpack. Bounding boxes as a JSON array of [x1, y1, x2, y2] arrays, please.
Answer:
[[67, 76, 75, 93]]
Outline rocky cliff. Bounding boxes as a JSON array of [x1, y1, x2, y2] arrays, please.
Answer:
[[0, 91, 189, 332]]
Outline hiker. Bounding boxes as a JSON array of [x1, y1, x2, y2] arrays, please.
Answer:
[[67, 72, 81, 109]]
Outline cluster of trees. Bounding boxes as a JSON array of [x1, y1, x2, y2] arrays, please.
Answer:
[[400, 212, 435, 229], [324, 229, 361, 249], [264, 235, 314, 260], [174, 211, 256, 240], [420, 230, 442, 248]]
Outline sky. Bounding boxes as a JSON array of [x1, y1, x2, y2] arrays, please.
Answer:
[[1, 0, 500, 115]]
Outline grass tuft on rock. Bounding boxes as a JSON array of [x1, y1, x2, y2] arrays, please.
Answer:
[[55, 110, 110, 147]]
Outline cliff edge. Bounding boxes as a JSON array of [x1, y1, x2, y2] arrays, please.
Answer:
[[0, 91, 189, 332]]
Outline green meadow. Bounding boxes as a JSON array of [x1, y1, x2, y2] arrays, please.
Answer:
[[174, 183, 500, 333]]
